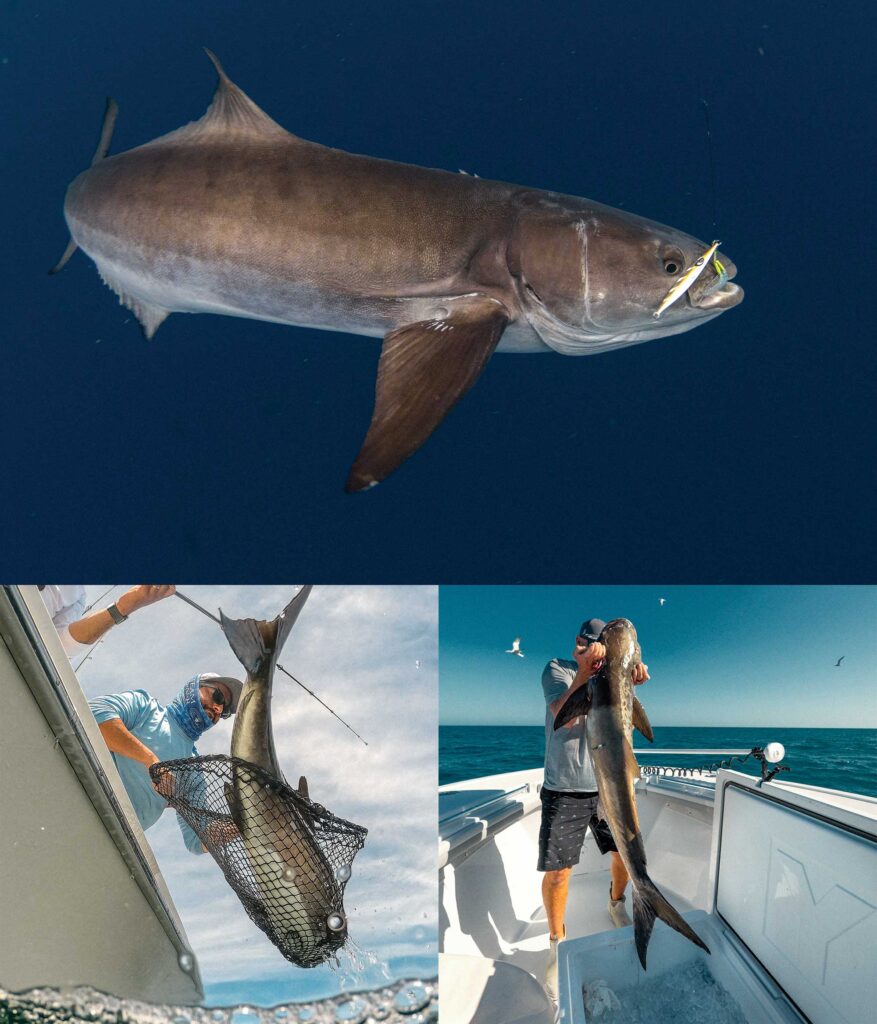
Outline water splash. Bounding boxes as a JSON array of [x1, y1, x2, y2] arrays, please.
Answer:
[[0, 979, 437, 1024]]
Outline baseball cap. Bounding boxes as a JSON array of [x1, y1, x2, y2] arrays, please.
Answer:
[[578, 618, 606, 643], [198, 672, 244, 714]]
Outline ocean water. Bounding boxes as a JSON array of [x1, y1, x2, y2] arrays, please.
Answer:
[[2, 1, 875, 580], [439, 725, 877, 797]]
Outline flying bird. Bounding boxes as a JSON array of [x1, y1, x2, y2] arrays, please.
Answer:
[[835, 656, 845, 667], [505, 637, 525, 658], [658, 598, 666, 606]]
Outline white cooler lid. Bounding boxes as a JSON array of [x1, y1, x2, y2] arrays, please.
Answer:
[[713, 773, 876, 1024]]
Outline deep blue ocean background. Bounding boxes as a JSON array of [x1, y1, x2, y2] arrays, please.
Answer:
[[2, 1, 875, 581], [439, 725, 877, 797]]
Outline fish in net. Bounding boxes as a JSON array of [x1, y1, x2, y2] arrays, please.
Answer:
[[151, 754, 367, 967]]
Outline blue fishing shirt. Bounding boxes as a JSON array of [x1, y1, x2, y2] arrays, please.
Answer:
[[89, 688, 205, 854], [542, 658, 599, 792]]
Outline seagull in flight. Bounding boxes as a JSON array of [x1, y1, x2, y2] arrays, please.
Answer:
[[835, 656, 845, 667], [505, 637, 525, 658], [659, 598, 667, 606]]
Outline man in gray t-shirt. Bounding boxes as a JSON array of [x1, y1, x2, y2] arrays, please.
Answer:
[[539, 617, 649, 1001]]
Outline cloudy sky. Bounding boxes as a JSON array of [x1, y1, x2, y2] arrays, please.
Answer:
[[78, 585, 437, 1006], [440, 585, 877, 728]]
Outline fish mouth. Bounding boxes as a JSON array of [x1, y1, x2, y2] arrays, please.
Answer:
[[687, 252, 743, 313]]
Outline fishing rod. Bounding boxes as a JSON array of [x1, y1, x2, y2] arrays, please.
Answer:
[[174, 589, 368, 746], [73, 584, 121, 673]]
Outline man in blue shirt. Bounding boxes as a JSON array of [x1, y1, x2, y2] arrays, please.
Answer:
[[540, 618, 649, 1000], [89, 673, 242, 854]]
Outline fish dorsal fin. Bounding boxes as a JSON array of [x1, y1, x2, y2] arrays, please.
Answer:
[[632, 695, 654, 742], [298, 775, 310, 800], [168, 50, 292, 144]]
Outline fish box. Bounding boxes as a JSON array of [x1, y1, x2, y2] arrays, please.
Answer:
[[557, 910, 802, 1024], [558, 771, 877, 1024]]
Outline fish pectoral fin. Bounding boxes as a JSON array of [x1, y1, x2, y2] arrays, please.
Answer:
[[297, 775, 310, 800], [224, 782, 243, 828], [345, 296, 509, 492], [553, 684, 592, 730], [94, 264, 170, 339], [632, 696, 654, 742], [623, 736, 641, 781]]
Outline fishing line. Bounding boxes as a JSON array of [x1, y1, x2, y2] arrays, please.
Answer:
[[174, 589, 368, 746], [701, 98, 718, 233]]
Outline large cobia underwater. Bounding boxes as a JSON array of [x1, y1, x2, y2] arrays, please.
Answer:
[[55, 52, 743, 490], [554, 618, 710, 968], [220, 585, 355, 967]]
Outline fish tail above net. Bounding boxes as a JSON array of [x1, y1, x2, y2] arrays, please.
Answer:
[[150, 754, 367, 968]]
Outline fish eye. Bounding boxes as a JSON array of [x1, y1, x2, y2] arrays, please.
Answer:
[[661, 248, 685, 275]]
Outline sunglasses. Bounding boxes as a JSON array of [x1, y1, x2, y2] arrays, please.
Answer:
[[203, 686, 232, 718]]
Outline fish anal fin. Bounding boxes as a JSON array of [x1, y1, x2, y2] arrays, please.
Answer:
[[95, 265, 170, 339], [632, 696, 654, 742], [346, 296, 509, 492], [298, 775, 309, 800]]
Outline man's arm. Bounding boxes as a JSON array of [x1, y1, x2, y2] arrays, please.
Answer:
[[549, 643, 606, 720], [97, 718, 160, 770], [68, 585, 176, 646]]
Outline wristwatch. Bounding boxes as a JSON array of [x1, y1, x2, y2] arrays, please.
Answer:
[[106, 602, 128, 624]]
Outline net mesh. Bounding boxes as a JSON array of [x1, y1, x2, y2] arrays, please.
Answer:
[[150, 755, 367, 967]]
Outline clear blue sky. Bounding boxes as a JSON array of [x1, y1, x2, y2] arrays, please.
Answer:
[[440, 587, 877, 728]]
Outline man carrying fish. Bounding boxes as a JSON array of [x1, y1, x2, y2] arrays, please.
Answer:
[[540, 617, 649, 1001], [89, 673, 242, 853]]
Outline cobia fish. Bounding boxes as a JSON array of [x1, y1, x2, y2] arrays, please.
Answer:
[[554, 618, 710, 968], [220, 585, 349, 967], [54, 52, 743, 491]]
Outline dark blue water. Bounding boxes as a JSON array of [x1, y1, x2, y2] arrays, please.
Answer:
[[2, 2, 874, 580], [439, 725, 877, 797]]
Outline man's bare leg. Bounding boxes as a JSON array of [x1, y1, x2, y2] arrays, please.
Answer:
[[610, 853, 629, 901], [542, 867, 571, 938]]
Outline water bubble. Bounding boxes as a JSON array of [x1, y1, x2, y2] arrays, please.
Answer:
[[371, 1006, 390, 1021], [211, 1011, 226, 1022], [327, 912, 346, 931], [230, 1009, 257, 1024], [393, 984, 430, 1014], [178, 952, 194, 972], [333, 998, 367, 1023], [334, 864, 351, 883], [296, 1008, 314, 1022], [274, 1008, 289, 1020]]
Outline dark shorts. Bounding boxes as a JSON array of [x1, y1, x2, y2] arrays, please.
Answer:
[[537, 787, 618, 871]]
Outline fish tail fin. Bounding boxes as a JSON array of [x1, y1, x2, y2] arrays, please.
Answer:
[[49, 97, 119, 275], [220, 586, 313, 675], [632, 877, 711, 969]]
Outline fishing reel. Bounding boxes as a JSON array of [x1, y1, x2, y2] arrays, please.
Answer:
[[752, 742, 790, 785]]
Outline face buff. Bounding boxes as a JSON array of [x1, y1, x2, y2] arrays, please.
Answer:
[[166, 675, 214, 741], [653, 240, 723, 319]]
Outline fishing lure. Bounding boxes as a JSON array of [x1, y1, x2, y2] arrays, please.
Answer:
[[653, 240, 722, 319]]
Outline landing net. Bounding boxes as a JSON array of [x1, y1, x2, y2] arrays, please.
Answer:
[[150, 755, 367, 967]]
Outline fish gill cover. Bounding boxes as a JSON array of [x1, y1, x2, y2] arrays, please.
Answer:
[[150, 755, 367, 969]]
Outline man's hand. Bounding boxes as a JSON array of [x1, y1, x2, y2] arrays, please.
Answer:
[[633, 663, 649, 685], [574, 641, 606, 677], [150, 761, 175, 799], [116, 585, 176, 616]]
